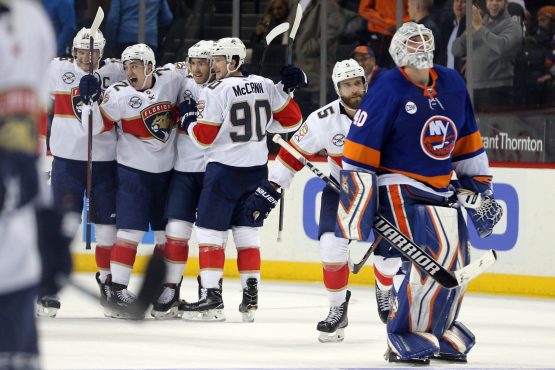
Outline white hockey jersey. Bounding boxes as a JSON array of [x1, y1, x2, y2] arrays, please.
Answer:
[[0, 0, 55, 294], [187, 75, 303, 168], [92, 66, 187, 173], [48, 57, 124, 161], [270, 99, 350, 189], [164, 62, 204, 173]]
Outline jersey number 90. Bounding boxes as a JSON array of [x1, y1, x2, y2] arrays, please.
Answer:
[[230, 99, 271, 142]]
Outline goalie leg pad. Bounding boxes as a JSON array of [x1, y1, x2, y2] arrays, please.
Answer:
[[387, 332, 439, 361], [436, 321, 475, 361], [335, 170, 377, 241]]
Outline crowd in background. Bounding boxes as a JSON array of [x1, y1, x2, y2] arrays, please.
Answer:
[[42, 0, 555, 112]]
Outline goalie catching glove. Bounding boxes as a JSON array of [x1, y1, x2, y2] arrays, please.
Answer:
[[243, 179, 281, 227], [452, 176, 503, 238]]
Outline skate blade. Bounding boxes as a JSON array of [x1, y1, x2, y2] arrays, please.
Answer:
[[318, 328, 345, 343], [106, 308, 145, 320], [36, 306, 58, 318], [182, 309, 225, 322], [151, 306, 181, 320], [240, 308, 256, 323]]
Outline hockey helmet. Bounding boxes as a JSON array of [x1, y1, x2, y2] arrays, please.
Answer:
[[188, 40, 215, 60], [73, 27, 106, 55], [211, 37, 246, 73], [122, 43, 156, 70], [332, 59, 367, 96], [389, 22, 434, 69]]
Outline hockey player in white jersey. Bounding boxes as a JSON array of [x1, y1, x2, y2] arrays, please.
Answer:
[[0, 0, 75, 366], [150, 41, 210, 319], [83, 43, 187, 319], [41, 27, 125, 317], [180, 37, 304, 322], [248, 60, 367, 341]]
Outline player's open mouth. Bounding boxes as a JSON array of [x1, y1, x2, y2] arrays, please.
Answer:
[[130, 77, 138, 84]]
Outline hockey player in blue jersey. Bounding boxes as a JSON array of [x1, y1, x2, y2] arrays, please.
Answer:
[[341, 22, 502, 364]]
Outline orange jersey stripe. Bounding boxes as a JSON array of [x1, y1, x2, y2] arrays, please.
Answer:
[[381, 166, 453, 190], [192, 122, 220, 146], [388, 185, 413, 240], [277, 147, 304, 172], [453, 131, 484, 158], [273, 98, 302, 128], [53, 92, 77, 117], [343, 139, 381, 169], [119, 116, 152, 139]]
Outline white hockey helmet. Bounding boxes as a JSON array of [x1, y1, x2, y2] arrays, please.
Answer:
[[332, 59, 367, 96], [211, 37, 246, 73], [389, 22, 435, 69], [188, 40, 215, 60], [121, 43, 156, 70], [72, 27, 106, 55]]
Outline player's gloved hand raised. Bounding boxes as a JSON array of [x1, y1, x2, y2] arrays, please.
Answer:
[[179, 98, 198, 131], [280, 65, 308, 93], [244, 179, 281, 227], [78, 74, 101, 103]]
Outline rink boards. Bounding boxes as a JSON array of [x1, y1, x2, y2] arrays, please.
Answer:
[[69, 160, 555, 298]]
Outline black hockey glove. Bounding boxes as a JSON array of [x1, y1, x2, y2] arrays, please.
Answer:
[[36, 208, 79, 297], [78, 74, 101, 103], [179, 98, 198, 131], [244, 179, 281, 227], [280, 65, 308, 93]]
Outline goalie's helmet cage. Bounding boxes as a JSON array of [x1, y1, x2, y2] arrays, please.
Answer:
[[332, 59, 367, 96], [211, 37, 246, 77], [389, 22, 435, 69], [72, 27, 106, 57]]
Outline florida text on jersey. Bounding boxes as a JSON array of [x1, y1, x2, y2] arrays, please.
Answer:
[[343, 65, 489, 193]]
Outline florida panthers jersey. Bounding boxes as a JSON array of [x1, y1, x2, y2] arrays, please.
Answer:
[[95, 66, 186, 173], [343, 65, 490, 194], [187, 75, 302, 167], [270, 99, 351, 189], [164, 62, 204, 172], [48, 57, 124, 161]]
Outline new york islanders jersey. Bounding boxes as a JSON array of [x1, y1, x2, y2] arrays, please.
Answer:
[[95, 66, 186, 173], [270, 99, 351, 189], [164, 62, 204, 172], [48, 57, 124, 161], [343, 65, 490, 194], [187, 75, 302, 167]]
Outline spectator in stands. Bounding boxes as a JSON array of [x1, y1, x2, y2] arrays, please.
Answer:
[[350, 45, 386, 87], [358, 0, 408, 67], [407, 0, 441, 64], [44, 0, 77, 57], [250, 0, 290, 66], [293, 0, 344, 108], [436, 0, 466, 71], [452, 0, 523, 111], [104, 0, 173, 59]]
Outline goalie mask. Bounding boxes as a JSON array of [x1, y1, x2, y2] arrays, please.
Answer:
[[211, 37, 246, 78], [122, 43, 156, 90], [389, 22, 435, 69], [188, 40, 215, 85]]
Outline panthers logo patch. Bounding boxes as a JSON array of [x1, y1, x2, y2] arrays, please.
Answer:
[[141, 102, 175, 142], [70, 87, 83, 122], [420, 115, 457, 160]]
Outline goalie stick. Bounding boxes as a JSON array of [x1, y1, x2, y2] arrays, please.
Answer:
[[85, 7, 104, 250], [272, 134, 497, 289]]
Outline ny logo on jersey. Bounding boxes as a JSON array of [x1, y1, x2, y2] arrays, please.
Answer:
[[140, 102, 175, 142], [420, 115, 457, 160], [70, 87, 83, 122]]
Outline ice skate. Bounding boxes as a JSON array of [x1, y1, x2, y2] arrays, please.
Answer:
[[317, 290, 350, 343], [36, 295, 61, 318], [384, 346, 430, 365], [181, 285, 225, 321], [433, 352, 467, 363], [375, 282, 391, 323], [106, 282, 144, 320], [95, 272, 111, 307], [151, 279, 184, 320], [238, 278, 258, 322]]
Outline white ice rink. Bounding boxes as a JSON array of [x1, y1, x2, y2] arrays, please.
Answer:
[[38, 274, 555, 370]]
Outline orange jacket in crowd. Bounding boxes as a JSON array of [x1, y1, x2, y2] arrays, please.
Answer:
[[358, 0, 409, 36]]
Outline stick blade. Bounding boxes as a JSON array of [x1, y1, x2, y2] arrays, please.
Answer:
[[266, 22, 290, 45], [90, 7, 105, 35], [290, 4, 303, 40], [454, 249, 497, 286]]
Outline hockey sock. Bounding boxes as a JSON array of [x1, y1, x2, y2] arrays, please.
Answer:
[[110, 241, 138, 286], [199, 245, 225, 289], [95, 244, 112, 282], [374, 255, 401, 290], [323, 263, 349, 306], [165, 238, 189, 284], [237, 247, 261, 288]]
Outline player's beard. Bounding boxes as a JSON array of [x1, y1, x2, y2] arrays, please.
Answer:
[[342, 94, 363, 110]]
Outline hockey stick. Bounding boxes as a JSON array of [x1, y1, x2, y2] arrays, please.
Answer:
[[257, 21, 290, 75], [348, 235, 382, 274], [277, 4, 302, 242], [272, 134, 497, 289], [58, 254, 166, 319], [85, 7, 104, 250]]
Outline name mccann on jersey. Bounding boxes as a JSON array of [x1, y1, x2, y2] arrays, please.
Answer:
[[232, 82, 264, 97]]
